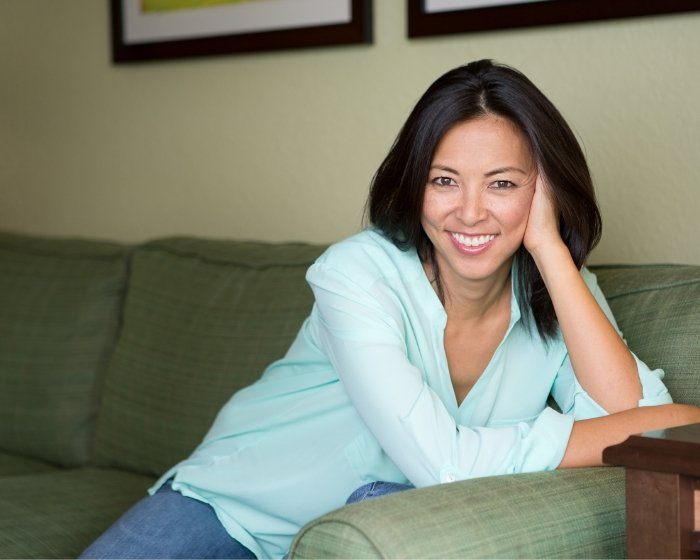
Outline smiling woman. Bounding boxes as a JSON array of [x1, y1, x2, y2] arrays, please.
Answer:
[[421, 117, 535, 286], [79, 59, 700, 560], [369, 60, 601, 342]]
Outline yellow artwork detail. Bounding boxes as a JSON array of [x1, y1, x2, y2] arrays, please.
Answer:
[[142, 0, 264, 13]]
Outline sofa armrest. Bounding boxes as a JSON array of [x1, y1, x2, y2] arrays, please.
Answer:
[[290, 467, 625, 558]]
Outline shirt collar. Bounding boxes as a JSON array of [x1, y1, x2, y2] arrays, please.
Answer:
[[508, 258, 522, 328]]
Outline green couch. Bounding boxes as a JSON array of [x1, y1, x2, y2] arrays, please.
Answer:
[[0, 230, 698, 559]]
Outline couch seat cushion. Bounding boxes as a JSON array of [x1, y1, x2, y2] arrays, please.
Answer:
[[593, 264, 700, 407], [0, 467, 155, 559], [0, 232, 129, 467], [0, 451, 58, 477], [94, 237, 325, 477]]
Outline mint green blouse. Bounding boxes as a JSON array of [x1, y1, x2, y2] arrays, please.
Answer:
[[150, 229, 672, 559]]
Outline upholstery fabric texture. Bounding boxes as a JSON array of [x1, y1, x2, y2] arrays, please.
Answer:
[[0, 451, 58, 477], [0, 232, 128, 466], [594, 265, 700, 406], [290, 467, 626, 559], [93, 238, 325, 477], [0, 468, 154, 559]]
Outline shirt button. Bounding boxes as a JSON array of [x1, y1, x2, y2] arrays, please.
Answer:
[[444, 473, 456, 483]]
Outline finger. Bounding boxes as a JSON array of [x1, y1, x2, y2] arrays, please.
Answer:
[[535, 169, 550, 194]]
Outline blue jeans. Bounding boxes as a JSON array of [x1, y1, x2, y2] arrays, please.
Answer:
[[79, 480, 412, 559], [345, 481, 415, 504], [79, 481, 257, 559]]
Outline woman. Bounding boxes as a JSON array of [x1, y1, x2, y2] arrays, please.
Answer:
[[81, 59, 700, 559]]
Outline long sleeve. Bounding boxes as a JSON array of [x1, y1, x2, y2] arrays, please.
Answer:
[[307, 261, 574, 488], [550, 268, 673, 420]]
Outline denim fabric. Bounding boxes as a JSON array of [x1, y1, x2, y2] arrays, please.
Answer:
[[345, 481, 415, 504], [79, 481, 257, 559]]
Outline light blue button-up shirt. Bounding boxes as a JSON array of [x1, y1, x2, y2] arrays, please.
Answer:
[[150, 228, 672, 559]]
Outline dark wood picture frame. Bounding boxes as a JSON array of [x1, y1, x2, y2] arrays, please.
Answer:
[[111, 0, 371, 63], [408, 0, 700, 37]]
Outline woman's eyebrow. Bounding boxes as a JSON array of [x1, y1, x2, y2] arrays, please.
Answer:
[[484, 166, 527, 177], [430, 164, 460, 175]]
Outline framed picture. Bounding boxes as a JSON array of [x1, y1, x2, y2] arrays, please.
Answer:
[[408, 0, 700, 37], [111, 0, 372, 62]]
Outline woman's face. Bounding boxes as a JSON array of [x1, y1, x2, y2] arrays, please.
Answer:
[[421, 115, 536, 287]]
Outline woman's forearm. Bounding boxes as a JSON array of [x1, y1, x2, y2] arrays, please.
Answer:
[[531, 240, 641, 413], [558, 403, 700, 468]]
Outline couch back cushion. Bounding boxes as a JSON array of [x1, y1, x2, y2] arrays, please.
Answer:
[[93, 237, 325, 477], [0, 231, 128, 466], [594, 264, 700, 407]]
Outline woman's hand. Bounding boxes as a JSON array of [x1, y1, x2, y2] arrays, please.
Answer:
[[523, 172, 564, 257]]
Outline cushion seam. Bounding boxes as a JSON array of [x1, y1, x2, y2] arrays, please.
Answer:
[[135, 245, 322, 269], [604, 278, 700, 299], [0, 245, 127, 262]]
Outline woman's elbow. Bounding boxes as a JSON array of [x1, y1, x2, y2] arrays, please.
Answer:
[[603, 395, 641, 415]]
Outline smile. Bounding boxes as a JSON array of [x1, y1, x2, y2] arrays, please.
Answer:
[[450, 233, 496, 248]]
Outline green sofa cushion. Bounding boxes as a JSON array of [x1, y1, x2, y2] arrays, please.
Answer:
[[0, 467, 155, 559], [290, 467, 626, 558], [0, 451, 57, 477], [93, 237, 325, 477], [0, 232, 128, 467], [593, 265, 700, 406]]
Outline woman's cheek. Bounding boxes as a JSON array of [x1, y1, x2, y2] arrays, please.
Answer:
[[495, 194, 532, 230]]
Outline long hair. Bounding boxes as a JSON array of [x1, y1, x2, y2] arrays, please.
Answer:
[[367, 59, 601, 342]]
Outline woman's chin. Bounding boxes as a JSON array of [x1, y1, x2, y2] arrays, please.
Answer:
[[446, 254, 516, 286]]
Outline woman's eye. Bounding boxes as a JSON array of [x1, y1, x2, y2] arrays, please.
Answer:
[[492, 180, 516, 189], [432, 176, 456, 187]]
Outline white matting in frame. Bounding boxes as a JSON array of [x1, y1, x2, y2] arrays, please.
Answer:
[[425, 0, 553, 13], [123, 0, 352, 45]]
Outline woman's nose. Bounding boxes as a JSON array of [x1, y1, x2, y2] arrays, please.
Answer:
[[457, 190, 488, 225]]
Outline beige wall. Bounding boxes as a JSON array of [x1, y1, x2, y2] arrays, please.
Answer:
[[1, 1, 698, 264]]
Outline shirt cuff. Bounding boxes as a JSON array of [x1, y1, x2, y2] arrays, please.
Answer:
[[518, 407, 575, 472], [635, 355, 673, 407]]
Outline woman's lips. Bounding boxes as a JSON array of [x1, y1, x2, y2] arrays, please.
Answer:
[[448, 232, 497, 254]]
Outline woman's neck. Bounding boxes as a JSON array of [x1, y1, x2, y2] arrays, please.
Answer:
[[425, 257, 513, 323]]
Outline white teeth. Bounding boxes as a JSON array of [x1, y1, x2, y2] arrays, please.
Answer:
[[451, 233, 495, 247]]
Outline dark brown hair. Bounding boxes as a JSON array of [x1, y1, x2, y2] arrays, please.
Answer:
[[367, 59, 602, 342]]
